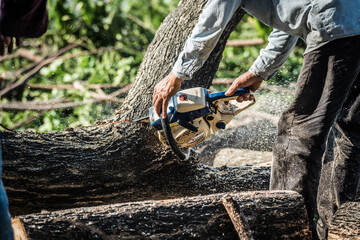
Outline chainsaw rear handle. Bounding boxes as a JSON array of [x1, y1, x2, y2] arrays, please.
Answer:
[[161, 117, 192, 160], [208, 88, 251, 103]]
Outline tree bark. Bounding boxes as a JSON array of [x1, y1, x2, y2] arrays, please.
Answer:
[[15, 191, 311, 240], [328, 202, 360, 240], [3, 128, 270, 215]]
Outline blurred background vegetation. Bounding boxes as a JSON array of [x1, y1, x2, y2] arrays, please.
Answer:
[[0, 0, 303, 132]]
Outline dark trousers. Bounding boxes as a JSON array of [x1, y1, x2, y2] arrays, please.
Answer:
[[0, 141, 14, 240], [270, 35, 360, 239]]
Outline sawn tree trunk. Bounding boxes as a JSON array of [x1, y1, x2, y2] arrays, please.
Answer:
[[14, 191, 311, 240]]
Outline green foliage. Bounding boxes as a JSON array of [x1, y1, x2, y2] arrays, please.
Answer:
[[0, 2, 304, 132]]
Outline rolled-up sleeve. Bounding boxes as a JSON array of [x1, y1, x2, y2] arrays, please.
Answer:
[[173, 0, 242, 80], [249, 29, 298, 80]]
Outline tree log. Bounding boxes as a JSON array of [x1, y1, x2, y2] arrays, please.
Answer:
[[2, 127, 270, 215], [328, 202, 360, 240], [1, 1, 250, 215], [15, 191, 311, 240]]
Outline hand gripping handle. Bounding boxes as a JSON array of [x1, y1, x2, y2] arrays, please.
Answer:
[[208, 88, 250, 103]]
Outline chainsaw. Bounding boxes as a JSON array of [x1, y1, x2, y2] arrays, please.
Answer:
[[137, 87, 255, 160]]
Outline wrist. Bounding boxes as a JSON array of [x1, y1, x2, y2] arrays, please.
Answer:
[[170, 71, 183, 84]]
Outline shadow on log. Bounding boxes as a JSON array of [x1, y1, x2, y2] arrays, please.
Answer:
[[15, 191, 311, 240]]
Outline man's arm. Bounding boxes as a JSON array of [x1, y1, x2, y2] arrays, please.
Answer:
[[153, 0, 242, 118], [249, 29, 298, 80], [225, 29, 298, 97], [172, 0, 242, 80]]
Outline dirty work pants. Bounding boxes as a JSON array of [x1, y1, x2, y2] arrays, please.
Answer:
[[270, 35, 360, 239], [0, 141, 14, 240]]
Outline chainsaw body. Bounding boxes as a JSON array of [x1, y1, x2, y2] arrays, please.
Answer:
[[149, 87, 254, 150]]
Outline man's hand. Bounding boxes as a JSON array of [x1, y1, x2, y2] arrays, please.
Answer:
[[153, 71, 183, 118], [225, 71, 263, 102], [0, 35, 21, 56]]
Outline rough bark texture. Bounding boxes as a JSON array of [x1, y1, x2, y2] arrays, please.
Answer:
[[328, 202, 360, 240], [1, 1, 250, 215], [16, 191, 311, 240], [2, 126, 270, 215]]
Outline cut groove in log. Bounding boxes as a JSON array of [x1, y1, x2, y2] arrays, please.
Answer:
[[16, 191, 311, 240], [222, 195, 254, 240], [328, 202, 360, 240]]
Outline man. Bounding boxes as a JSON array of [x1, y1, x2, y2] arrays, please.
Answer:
[[152, 1, 360, 239], [0, 0, 48, 239]]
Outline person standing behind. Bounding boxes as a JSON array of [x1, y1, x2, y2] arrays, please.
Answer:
[[0, 0, 48, 239]]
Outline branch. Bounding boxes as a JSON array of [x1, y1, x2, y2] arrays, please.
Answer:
[[226, 39, 264, 47], [0, 43, 80, 98], [16, 49, 43, 62], [125, 13, 156, 34], [0, 82, 131, 112], [0, 48, 42, 63], [0, 99, 96, 111], [27, 83, 128, 90], [10, 110, 48, 130]]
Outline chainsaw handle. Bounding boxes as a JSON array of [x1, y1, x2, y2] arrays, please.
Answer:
[[161, 117, 192, 160], [208, 88, 250, 103]]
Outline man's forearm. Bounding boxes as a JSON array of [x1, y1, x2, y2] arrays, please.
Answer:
[[249, 29, 298, 80]]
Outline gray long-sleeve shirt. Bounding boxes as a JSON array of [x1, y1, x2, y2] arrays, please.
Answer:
[[173, 0, 360, 80]]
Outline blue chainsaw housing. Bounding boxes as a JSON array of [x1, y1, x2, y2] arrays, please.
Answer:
[[150, 88, 210, 131]]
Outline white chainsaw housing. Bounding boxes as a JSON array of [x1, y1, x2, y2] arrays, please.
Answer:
[[157, 87, 254, 148]]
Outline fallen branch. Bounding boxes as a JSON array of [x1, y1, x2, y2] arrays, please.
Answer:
[[0, 45, 128, 98], [27, 83, 128, 90], [125, 13, 156, 34], [0, 48, 42, 63], [10, 110, 48, 130], [16, 49, 43, 62], [226, 38, 265, 47], [1, 82, 130, 111], [0, 99, 96, 111], [0, 43, 80, 98]]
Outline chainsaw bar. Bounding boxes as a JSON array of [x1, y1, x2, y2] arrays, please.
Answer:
[[132, 116, 150, 123]]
